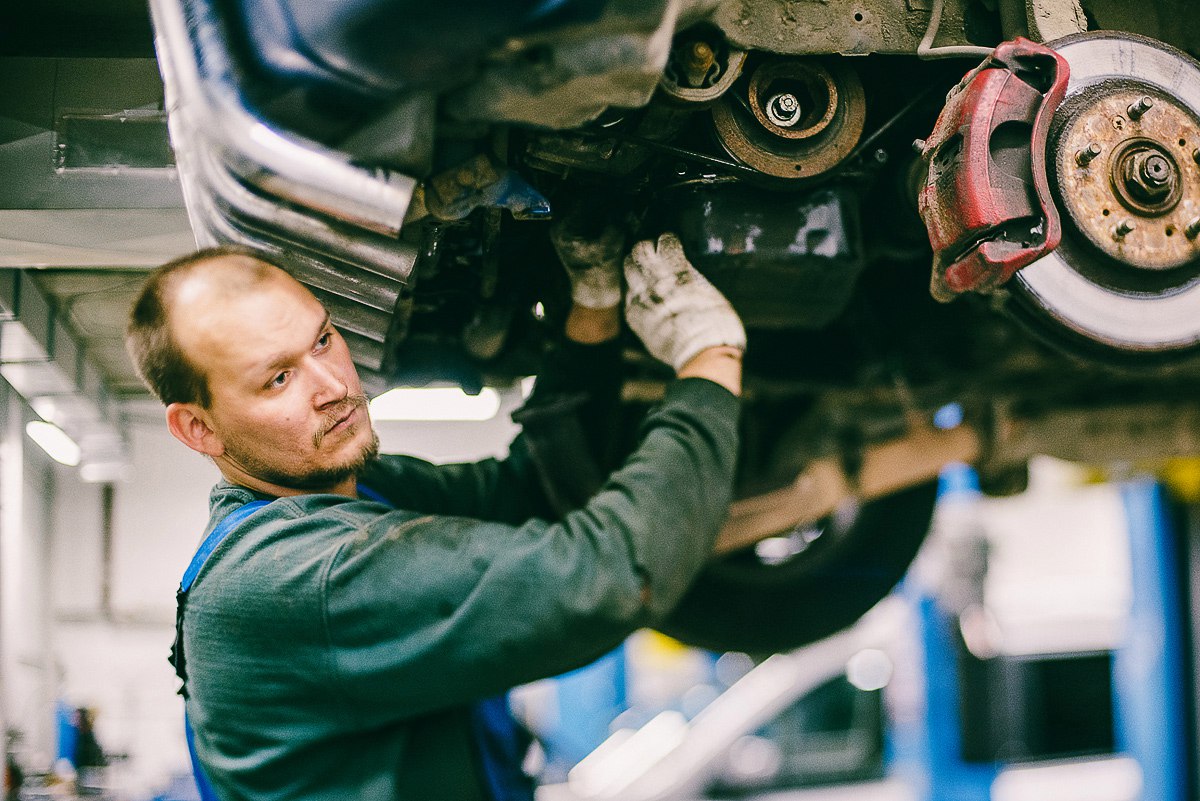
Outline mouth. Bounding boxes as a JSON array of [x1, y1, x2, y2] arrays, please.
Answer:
[[314, 394, 372, 449], [327, 404, 359, 434]]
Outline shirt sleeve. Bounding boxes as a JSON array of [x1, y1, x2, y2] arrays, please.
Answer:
[[321, 377, 739, 722], [359, 338, 622, 525]]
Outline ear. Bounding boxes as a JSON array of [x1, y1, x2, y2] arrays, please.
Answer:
[[165, 402, 225, 457]]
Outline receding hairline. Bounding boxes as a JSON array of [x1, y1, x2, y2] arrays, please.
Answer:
[[128, 246, 316, 407], [168, 251, 292, 295], [162, 252, 317, 327], [154, 251, 312, 404]]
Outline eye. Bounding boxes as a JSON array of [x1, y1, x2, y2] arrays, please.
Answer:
[[316, 331, 333, 350], [269, 371, 289, 389]]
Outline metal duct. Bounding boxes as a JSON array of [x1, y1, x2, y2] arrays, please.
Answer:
[[150, 0, 419, 393]]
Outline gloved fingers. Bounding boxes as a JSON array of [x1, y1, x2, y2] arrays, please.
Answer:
[[551, 221, 625, 308], [623, 243, 653, 298], [653, 232, 694, 277], [622, 229, 747, 370], [550, 224, 625, 271]]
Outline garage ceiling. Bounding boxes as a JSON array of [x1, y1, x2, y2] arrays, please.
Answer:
[[2, 0, 192, 401], [28, 270, 164, 397]]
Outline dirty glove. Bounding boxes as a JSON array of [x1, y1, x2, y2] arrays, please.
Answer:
[[624, 232, 746, 371], [550, 219, 625, 309]]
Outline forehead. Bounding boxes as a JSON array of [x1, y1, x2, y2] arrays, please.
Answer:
[[169, 260, 326, 374]]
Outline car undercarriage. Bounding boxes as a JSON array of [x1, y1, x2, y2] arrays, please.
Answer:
[[6, 0, 1200, 652]]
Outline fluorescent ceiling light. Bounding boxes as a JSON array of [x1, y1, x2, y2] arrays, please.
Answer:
[[369, 387, 501, 422], [25, 421, 81, 466]]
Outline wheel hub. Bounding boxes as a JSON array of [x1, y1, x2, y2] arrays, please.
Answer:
[[1053, 86, 1200, 271], [1010, 32, 1200, 358]]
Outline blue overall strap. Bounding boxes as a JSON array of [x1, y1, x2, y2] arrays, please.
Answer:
[[356, 483, 535, 801], [179, 499, 270, 801], [471, 695, 535, 801], [181, 501, 270, 592]]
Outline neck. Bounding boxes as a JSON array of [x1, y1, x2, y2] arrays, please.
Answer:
[[215, 458, 358, 499]]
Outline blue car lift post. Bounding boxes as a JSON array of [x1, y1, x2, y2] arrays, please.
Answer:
[[891, 475, 1190, 801]]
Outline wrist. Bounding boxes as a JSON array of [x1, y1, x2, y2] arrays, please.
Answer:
[[565, 304, 621, 344], [677, 346, 743, 396]]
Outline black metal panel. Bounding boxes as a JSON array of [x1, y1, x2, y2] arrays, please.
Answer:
[[659, 183, 865, 330]]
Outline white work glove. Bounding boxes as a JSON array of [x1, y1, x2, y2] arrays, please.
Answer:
[[624, 232, 746, 371], [550, 222, 624, 309]]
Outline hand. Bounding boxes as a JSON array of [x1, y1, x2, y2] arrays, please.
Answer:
[[624, 232, 746, 372], [550, 216, 624, 310]]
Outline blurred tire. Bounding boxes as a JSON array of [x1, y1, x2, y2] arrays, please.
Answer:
[[658, 481, 938, 653]]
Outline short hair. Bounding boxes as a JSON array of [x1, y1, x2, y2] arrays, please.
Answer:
[[126, 245, 276, 407]]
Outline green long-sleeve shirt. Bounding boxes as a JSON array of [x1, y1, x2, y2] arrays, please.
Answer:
[[182, 377, 740, 800]]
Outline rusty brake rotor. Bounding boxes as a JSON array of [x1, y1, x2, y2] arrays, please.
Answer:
[[1010, 31, 1200, 358]]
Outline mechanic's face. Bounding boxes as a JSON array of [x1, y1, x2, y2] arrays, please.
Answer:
[[169, 262, 377, 495]]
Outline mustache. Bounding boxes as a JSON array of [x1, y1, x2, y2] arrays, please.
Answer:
[[313, 393, 370, 448]]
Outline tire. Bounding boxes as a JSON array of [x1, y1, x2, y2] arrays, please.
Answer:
[[657, 481, 938, 653]]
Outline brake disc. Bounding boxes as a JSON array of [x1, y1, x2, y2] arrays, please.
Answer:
[[1009, 32, 1200, 361]]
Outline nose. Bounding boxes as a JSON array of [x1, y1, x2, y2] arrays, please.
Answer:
[[310, 357, 349, 408]]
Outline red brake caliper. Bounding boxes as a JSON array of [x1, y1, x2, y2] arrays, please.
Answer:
[[918, 38, 1070, 301]]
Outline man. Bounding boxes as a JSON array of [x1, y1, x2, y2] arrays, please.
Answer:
[[126, 230, 745, 801]]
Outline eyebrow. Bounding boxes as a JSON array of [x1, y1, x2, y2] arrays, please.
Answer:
[[255, 312, 333, 376]]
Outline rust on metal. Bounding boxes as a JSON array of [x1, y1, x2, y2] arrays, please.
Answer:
[[746, 61, 840, 141], [714, 425, 981, 556], [711, 58, 866, 179], [1053, 88, 1200, 271]]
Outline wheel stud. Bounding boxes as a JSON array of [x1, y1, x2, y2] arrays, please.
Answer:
[[1114, 219, 1136, 238], [1186, 216, 1200, 241], [1076, 143, 1102, 166], [1128, 96, 1154, 120]]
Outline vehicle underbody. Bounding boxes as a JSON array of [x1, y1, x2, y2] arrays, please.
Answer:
[[10, 0, 1200, 651]]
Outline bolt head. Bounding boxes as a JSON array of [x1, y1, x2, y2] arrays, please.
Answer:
[[766, 93, 802, 126], [1143, 154, 1171, 184], [1121, 148, 1178, 205]]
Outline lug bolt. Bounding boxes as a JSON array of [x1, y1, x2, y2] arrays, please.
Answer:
[[1076, 142, 1102, 166], [912, 138, 927, 154], [1128, 96, 1154, 120], [1115, 219, 1136, 238], [1186, 216, 1200, 240], [1193, 149, 1200, 165]]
